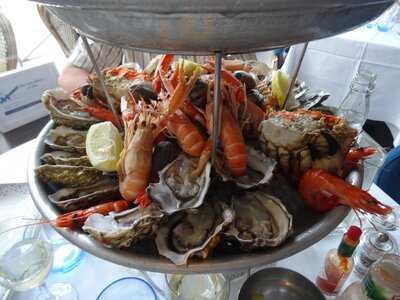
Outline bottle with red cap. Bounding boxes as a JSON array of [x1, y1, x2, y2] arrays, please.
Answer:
[[316, 225, 362, 296]]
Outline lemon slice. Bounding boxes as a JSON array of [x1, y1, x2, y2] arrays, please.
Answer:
[[177, 58, 203, 77], [271, 70, 290, 108], [86, 121, 123, 172]]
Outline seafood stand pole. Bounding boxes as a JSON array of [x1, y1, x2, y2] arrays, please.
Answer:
[[29, 0, 395, 275]]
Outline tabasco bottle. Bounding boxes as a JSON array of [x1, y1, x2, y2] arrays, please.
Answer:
[[316, 225, 362, 296]]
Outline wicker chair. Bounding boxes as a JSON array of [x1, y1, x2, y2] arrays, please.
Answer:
[[37, 4, 78, 57], [0, 12, 17, 73]]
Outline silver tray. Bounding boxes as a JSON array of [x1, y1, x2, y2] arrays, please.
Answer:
[[31, 0, 393, 54], [28, 121, 360, 273]]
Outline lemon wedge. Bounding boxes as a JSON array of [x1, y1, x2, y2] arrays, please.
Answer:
[[271, 70, 291, 108], [86, 121, 123, 172], [178, 58, 203, 77]]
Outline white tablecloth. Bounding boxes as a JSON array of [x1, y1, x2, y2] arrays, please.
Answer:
[[282, 26, 400, 146]]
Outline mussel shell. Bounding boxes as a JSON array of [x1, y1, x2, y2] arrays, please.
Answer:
[[129, 81, 158, 103], [216, 146, 276, 189], [247, 89, 266, 108], [234, 71, 257, 91], [35, 165, 103, 187], [150, 141, 180, 181], [42, 89, 100, 129], [188, 79, 207, 109], [48, 178, 120, 211], [155, 201, 234, 266], [83, 204, 164, 248], [224, 191, 293, 251], [44, 126, 87, 154], [147, 154, 211, 214], [41, 151, 91, 166]]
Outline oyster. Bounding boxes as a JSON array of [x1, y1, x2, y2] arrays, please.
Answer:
[[83, 204, 163, 248], [35, 165, 103, 187], [41, 151, 91, 166], [48, 178, 120, 212], [147, 154, 211, 214], [225, 190, 293, 250], [45, 126, 87, 154], [156, 202, 234, 265], [216, 146, 276, 189], [42, 88, 100, 129]]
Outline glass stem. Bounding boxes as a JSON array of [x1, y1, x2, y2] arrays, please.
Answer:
[[38, 282, 54, 300]]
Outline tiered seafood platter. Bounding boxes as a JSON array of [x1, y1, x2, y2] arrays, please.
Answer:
[[28, 57, 392, 273]]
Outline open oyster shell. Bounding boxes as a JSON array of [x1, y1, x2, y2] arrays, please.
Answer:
[[83, 204, 164, 248], [48, 178, 120, 212], [216, 146, 276, 189], [45, 126, 87, 154], [225, 191, 293, 250], [155, 202, 234, 266], [147, 154, 211, 214], [41, 151, 91, 166], [42, 88, 100, 129], [35, 165, 103, 187]]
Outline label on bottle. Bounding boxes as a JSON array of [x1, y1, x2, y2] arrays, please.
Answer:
[[362, 273, 400, 300]]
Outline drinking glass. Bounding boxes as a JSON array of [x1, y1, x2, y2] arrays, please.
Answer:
[[166, 273, 228, 300], [0, 217, 77, 300], [96, 277, 157, 300]]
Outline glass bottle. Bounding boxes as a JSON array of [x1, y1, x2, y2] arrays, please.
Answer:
[[316, 226, 362, 296], [338, 74, 371, 134], [338, 254, 400, 300], [354, 231, 395, 277]]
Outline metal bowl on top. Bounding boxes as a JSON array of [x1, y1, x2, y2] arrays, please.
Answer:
[[31, 0, 393, 54], [28, 121, 361, 274]]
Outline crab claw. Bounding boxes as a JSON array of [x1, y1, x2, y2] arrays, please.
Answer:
[[299, 169, 392, 215]]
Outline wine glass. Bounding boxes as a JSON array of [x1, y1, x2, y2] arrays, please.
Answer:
[[165, 273, 228, 300], [0, 217, 78, 300], [96, 277, 157, 300]]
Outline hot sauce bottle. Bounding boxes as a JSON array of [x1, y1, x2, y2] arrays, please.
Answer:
[[316, 225, 362, 296]]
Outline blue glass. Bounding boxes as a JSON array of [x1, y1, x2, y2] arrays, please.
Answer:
[[97, 277, 158, 300]]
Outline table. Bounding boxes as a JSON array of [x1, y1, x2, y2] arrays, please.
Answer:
[[0, 135, 399, 300], [282, 25, 400, 146]]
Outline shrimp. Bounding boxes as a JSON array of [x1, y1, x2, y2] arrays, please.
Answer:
[[299, 169, 392, 215], [117, 108, 161, 201]]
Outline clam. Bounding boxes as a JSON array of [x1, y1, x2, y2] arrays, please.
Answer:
[[216, 146, 276, 189], [42, 88, 100, 129], [44, 126, 87, 154], [35, 165, 103, 187], [48, 178, 120, 212], [155, 202, 234, 265], [41, 151, 91, 166], [147, 154, 211, 214], [83, 204, 164, 248], [224, 190, 293, 250]]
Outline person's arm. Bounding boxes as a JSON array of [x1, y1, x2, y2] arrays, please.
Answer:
[[58, 64, 89, 93], [58, 37, 123, 93]]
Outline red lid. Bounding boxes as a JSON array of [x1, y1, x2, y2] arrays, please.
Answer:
[[346, 226, 362, 242]]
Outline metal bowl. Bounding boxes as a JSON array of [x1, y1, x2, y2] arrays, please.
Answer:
[[28, 121, 359, 274], [239, 268, 325, 300], [31, 0, 393, 54]]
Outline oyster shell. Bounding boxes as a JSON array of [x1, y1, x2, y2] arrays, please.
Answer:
[[48, 178, 120, 212], [155, 202, 234, 265], [83, 204, 164, 248], [216, 146, 276, 189], [45, 126, 87, 154], [147, 154, 211, 214], [42, 88, 100, 129], [225, 190, 293, 250], [41, 151, 91, 166], [35, 165, 103, 187]]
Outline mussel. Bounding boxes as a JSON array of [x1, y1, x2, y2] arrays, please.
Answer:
[[234, 71, 257, 91]]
